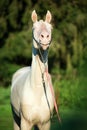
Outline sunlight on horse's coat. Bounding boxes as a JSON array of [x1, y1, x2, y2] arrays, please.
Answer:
[[11, 10, 54, 130]]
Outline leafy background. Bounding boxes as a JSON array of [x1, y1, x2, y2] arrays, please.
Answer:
[[0, 0, 87, 130]]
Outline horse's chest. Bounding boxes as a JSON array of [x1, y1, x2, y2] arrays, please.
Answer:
[[21, 87, 54, 123], [21, 103, 50, 123]]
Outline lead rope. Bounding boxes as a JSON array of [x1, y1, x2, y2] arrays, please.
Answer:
[[45, 68, 61, 124], [36, 47, 61, 124], [36, 55, 52, 119]]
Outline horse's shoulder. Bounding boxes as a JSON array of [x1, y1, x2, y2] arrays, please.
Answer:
[[12, 67, 31, 82]]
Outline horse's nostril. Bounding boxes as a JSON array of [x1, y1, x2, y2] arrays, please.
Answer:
[[47, 35, 49, 38], [41, 34, 44, 38]]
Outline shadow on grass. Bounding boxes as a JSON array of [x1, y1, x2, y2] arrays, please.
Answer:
[[51, 111, 87, 130]]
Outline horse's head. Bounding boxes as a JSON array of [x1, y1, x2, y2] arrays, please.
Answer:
[[31, 10, 52, 50]]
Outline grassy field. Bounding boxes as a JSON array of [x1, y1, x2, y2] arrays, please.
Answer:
[[0, 87, 13, 130], [0, 75, 87, 130]]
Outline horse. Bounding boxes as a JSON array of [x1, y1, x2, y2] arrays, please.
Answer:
[[11, 10, 54, 130]]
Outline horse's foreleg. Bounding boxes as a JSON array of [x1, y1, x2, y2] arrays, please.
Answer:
[[13, 120, 20, 130], [20, 115, 32, 130], [38, 121, 50, 130]]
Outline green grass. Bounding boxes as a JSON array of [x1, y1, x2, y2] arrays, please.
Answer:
[[55, 77, 87, 111], [0, 72, 87, 130], [0, 87, 13, 130]]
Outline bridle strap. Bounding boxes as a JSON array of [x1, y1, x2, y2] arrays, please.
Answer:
[[32, 31, 40, 46]]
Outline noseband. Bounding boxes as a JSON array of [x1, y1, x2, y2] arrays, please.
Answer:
[[32, 29, 52, 47]]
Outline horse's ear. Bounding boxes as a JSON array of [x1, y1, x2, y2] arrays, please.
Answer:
[[31, 10, 37, 22], [45, 10, 52, 23]]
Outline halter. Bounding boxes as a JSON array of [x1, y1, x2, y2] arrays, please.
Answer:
[[32, 29, 51, 63]]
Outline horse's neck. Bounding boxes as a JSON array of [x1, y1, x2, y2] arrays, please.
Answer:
[[30, 48, 48, 88]]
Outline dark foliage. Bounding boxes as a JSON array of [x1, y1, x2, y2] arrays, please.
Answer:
[[0, 0, 87, 86]]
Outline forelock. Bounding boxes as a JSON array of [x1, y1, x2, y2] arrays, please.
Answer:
[[33, 20, 52, 32]]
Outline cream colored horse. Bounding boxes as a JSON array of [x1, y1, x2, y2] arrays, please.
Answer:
[[11, 10, 54, 130]]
